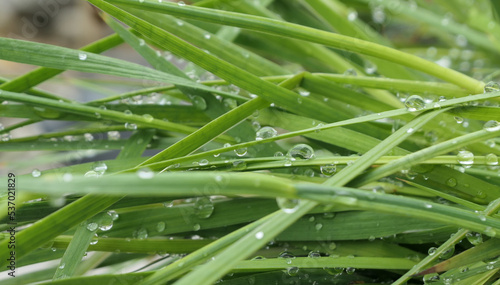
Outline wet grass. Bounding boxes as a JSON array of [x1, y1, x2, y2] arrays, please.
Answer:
[[0, 0, 500, 284]]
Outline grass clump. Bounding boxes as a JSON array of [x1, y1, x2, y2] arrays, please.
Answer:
[[1, 0, 500, 284]]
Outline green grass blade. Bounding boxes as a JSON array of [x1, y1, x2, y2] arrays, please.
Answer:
[[105, 0, 484, 93]]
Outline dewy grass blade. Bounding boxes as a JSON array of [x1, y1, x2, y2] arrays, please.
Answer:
[[0, 37, 233, 97], [105, 0, 484, 93], [87, 0, 354, 123]]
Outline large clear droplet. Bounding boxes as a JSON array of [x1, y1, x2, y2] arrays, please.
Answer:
[[134, 228, 148, 239], [276, 197, 300, 214], [107, 131, 121, 140], [78, 53, 87, 60], [483, 120, 500, 132], [32, 169, 42, 177], [405, 95, 426, 112], [194, 197, 214, 219], [137, 167, 154, 179], [192, 96, 207, 110], [288, 144, 314, 160], [92, 161, 108, 175], [320, 164, 337, 176], [234, 147, 247, 157], [256, 126, 278, 141], [457, 150, 474, 167], [484, 81, 500, 93], [486, 153, 498, 166], [87, 222, 98, 232]]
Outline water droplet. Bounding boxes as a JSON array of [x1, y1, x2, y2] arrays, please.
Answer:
[[137, 167, 154, 179], [315, 223, 323, 230], [276, 197, 300, 214], [125, 122, 138, 130], [107, 131, 120, 140], [255, 231, 264, 239], [193, 224, 201, 231], [466, 232, 483, 245], [347, 10, 358, 21], [288, 144, 314, 160], [484, 81, 500, 93], [199, 159, 209, 166], [428, 247, 437, 255], [90, 234, 98, 245], [484, 227, 496, 237], [59, 263, 65, 269], [204, 34, 211, 39], [232, 160, 246, 170], [234, 147, 247, 157], [134, 228, 148, 239], [485, 153, 498, 167], [346, 267, 356, 274], [108, 210, 119, 221], [287, 267, 299, 276], [457, 150, 474, 167], [424, 203, 433, 209], [78, 53, 87, 60], [98, 212, 114, 231], [92, 161, 108, 175], [124, 110, 133, 116], [274, 151, 284, 157], [298, 89, 310, 97], [156, 221, 166, 232], [31, 169, 41, 177], [194, 197, 214, 219], [308, 251, 321, 258], [142, 114, 154, 122], [440, 246, 454, 259], [283, 158, 292, 167], [178, 1, 186, 6], [343, 68, 357, 76], [446, 177, 457, 187], [84, 170, 99, 178], [405, 95, 426, 112], [454, 116, 464, 124], [483, 120, 500, 132], [87, 222, 98, 231], [192, 96, 207, 110], [256, 126, 278, 141]]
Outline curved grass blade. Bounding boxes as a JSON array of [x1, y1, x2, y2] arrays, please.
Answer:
[[105, 0, 484, 93]]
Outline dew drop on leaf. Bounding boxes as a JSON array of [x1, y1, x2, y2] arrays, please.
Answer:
[[288, 144, 314, 160], [484, 81, 500, 93], [137, 167, 154, 179], [276, 197, 300, 214], [483, 120, 500, 132], [405, 95, 426, 112], [456, 150, 474, 167], [31, 169, 41, 177], [256, 126, 278, 141]]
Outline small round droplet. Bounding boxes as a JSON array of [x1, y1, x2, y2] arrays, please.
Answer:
[[142, 114, 154, 122], [288, 144, 314, 160], [194, 197, 214, 219], [345, 267, 355, 274], [428, 247, 437, 255], [484, 81, 500, 93], [255, 231, 264, 239], [486, 153, 498, 166], [347, 10, 358, 21], [137, 167, 154, 179], [466, 232, 483, 245], [446, 177, 457, 187], [308, 251, 321, 258], [78, 53, 87, 60], [125, 123, 138, 130], [192, 96, 207, 110], [320, 164, 337, 177], [256, 126, 278, 141], [287, 267, 299, 276], [135, 228, 148, 239], [87, 222, 98, 232], [93, 161, 108, 175], [107, 131, 120, 140], [108, 210, 119, 221], [457, 150, 474, 167], [483, 120, 500, 132], [178, 1, 186, 6], [193, 224, 201, 231], [234, 147, 247, 157], [199, 159, 209, 166], [32, 169, 41, 177], [204, 34, 211, 39], [156, 222, 166, 232], [84, 170, 99, 178], [405, 95, 426, 112], [276, 198, 300, 214]]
